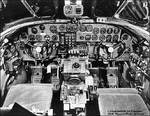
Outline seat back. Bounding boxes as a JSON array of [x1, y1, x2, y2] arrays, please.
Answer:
[[3, 84, 53, 112], [97, 88, 150, 116]]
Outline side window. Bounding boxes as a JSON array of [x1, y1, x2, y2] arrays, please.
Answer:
[[114, 0, 149, 26]]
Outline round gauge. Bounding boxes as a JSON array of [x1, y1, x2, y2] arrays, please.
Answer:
[[31, 27, 38, 34], [59, 24, 66, 32], [52, 35, 58, 41], [93, 27, 99, 35], [107, 28, 113, 34], [79, 24, 86, 32], [86, 25, 93, 32], [28, 35, 35, 41], [99, 35, 105, 41], [114, 27, 120, 34], [65, 5, 73, 14], [106, 35, 112, 42], [35, 35, 42, 41], [92, 35, 98, 40], [121, 33, 130, 41], [100, 28, 106, 34], [44, 35, 50, 40], [50, 25, 57, 33], [113, 35, 119, 43], [80, 36, 84, 40], [66, 23, 73, 32], [39, 24, 45, 31], [72, 24, 78, 32]]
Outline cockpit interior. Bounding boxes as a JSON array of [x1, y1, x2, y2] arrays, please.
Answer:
[[0, 0, 150, 116]]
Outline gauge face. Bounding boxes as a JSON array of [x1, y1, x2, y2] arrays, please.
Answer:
[[79, 24, 86, 32], [44, 35, 50, 41], [92, 35, 98, 40], [99, 35, 105, 41], [59, 24, 66, 32], [85, 35, 91, 41], [39, 24, 45, 31], [80, 36, 84, 40], [114, 27, 120, 34], [107, 28, 113, 34], [35, 35, 42, 41], [100, 28, 106, 34], [113, 35, 119, 43], [52, 35, 58, 41], [28, 35, 35, 41], [93, 27, 99, 35], [50, 25, 57, 33], [86, 25, 93, 32], [66, 23, 73, 32], [121, 33, 130, 41], [31, 27, 38, 34], [72, 24, 78, 32], [106, 35, 112, 42], [65, 5, 73, 15]]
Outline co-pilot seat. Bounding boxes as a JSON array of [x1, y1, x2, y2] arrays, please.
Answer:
[[97, 88, 150, 116]]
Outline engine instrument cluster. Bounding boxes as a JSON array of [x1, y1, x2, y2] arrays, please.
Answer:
[[77, 24, 121, 43]]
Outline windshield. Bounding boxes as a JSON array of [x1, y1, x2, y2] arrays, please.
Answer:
[[0, 0, 56, 19], [0, 0, 149, 26]]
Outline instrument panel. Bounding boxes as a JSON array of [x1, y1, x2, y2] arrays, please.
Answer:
[[27, 23, 121, 44], [16, 22, 136, 61]]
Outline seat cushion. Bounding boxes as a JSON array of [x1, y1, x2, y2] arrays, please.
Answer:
[[97, 88, 150, 116], [3, 84, 53, 112]]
